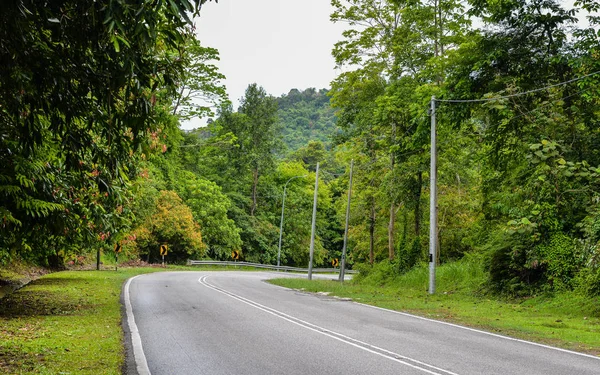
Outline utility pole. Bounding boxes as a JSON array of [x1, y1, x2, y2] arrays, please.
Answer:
[[277, 175, 306, 268], [339, 160, 354, 282], [429, 96, 438, 294], [307, 162, 319, 281]]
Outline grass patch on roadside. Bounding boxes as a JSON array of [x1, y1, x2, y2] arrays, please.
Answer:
[[0, 263, 278, 374], [0, 267, 163, 375], [269, 259, 600, 356]]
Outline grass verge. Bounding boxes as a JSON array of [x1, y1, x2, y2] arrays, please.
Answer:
[[269, 260, 600, 356], [0, 267, 164, 375], [0, 263, 276, 374]]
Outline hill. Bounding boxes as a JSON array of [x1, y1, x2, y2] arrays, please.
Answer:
[[276, 88, 337, 153]]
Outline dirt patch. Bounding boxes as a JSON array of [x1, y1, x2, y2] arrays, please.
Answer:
[[0, 264, 51, 300], [118, 259, 164, 268], [0, 345, 42, 374]]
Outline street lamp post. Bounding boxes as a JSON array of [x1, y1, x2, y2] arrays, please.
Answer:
[[277, 175, 306, 268]]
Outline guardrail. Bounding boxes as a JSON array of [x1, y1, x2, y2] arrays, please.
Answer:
[[187, 260, 358, 274]]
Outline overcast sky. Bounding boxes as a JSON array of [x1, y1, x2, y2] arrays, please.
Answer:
[[182, 0, 345, 129], [182, 0, 590, 130]]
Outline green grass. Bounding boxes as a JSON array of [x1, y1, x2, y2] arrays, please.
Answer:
[[0, 263, 278, 374], [269, 260, 600, 356], [2, 261, 597, 374], [0, 267, 164, 374]]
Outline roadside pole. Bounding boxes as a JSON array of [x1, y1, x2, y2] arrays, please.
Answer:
[[429, 96, 438, 294], [339, 159, 353, 282], [307, 162, 319, 281], [160, 244, 168, 268]]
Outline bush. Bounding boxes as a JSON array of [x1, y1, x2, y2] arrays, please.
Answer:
[[353, 261, 399, 286], [575, 267, 600, 297], [537, 233, 581, 291], [130, 190, 205, 263], [484, 231, 545, 296]]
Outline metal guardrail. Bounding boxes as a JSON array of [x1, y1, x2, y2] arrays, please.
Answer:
[[187, 260, 358, 274]]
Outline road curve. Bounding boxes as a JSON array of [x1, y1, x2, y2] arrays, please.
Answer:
[[123, 271, 599, 375]]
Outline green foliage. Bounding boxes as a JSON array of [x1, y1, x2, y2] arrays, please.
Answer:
[[575, 267, 600, 297], [131, 190, 205, 263], [537, 233, 582, 291], [0, 0, 214, 266], [277, 88, 337, 152], [326, 0, 600, 300], [172, 36, 227, 120], [178, 172, 242, 259]]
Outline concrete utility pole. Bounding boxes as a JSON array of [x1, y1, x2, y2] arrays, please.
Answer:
[[277, 175, 306, 268], [307, 162, 319, 281], [429, 96, 438, 294], [339, 159, 354, 282]]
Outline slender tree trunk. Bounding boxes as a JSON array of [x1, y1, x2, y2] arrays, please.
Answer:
[[415, 171, 422, 238], [389, 204, 396, 260], [388, 122, 397, 260], [250, 167, 258, 216], [434, 0, 439, 59], [370, 198, 376, 265], [438, 0, 444, 56], [172, 85, 186, 116]]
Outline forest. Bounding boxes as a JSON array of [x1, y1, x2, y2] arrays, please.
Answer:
[[1, 0, 600, 299]]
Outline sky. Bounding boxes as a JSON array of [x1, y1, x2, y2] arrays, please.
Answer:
[[182, 0, 591, 130], [181, 0, 345, 130]]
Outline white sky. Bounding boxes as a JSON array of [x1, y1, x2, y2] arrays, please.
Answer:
[[181, 0, 592, 130], [182, 0, 345, 130]]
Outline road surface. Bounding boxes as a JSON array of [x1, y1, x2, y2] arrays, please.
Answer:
[[123, 271, 599, 375]]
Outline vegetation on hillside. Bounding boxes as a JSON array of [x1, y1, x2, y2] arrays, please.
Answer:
[[276, 88, 337, 152]]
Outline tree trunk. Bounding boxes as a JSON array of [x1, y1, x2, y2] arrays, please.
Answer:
[[414, 171, 422, 238], [389, 203, 396, 260], [369, 198, 376, 265], [172, 86, 184, 115], [388, 121, 396, 260], [250, 167, 259, 216]]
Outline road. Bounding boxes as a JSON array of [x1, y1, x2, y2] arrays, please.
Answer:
[[123, 271, 599, 375]]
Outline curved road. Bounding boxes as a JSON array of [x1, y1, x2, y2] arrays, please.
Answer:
[[123, 271, 599, 375]]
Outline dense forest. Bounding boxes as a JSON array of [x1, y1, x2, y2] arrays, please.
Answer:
[[276, 88, 337, 152], [1, 0, 600, 299]]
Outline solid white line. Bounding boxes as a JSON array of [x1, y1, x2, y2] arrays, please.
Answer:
[[199, 276, 458, 375], [354, 302, 600, 360], [125, 275, 151, 375]]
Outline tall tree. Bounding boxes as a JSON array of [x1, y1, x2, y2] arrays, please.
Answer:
[[0, 0, 213, 264], [172, 37, 227, 121], [237, 84, 281, 216]]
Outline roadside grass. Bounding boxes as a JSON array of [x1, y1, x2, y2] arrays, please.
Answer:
[[0, 263, 278, 374], [0, 267, 163, 375], [269, 259, 600, 356]]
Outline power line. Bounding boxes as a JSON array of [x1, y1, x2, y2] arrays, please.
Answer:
[[436, 70, 600, 103]]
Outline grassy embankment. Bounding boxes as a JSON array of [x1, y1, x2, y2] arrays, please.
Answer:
[[270, 258, 600, 355], [0, 267, 160, 375], [0, 262, 267, 375]]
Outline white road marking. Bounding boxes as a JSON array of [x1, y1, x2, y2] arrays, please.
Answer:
[[125, 275, 151, 375], [199, 275, 459, 375], [355, 302, 600, 360]]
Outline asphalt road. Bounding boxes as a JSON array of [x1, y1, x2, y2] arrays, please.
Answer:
[[123, 271, 600, 375]]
